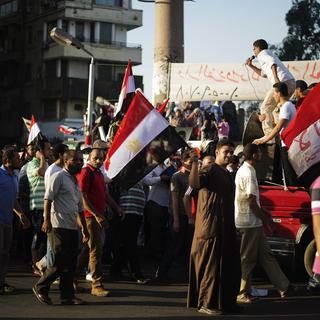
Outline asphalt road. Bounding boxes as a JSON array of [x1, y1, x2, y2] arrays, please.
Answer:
[[1, 262, 320, 320]]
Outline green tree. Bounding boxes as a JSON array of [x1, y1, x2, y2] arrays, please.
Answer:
[[276, 0, 320, 60]]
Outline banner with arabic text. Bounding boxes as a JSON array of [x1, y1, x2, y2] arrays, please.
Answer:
[[169, 60, 320, 101]]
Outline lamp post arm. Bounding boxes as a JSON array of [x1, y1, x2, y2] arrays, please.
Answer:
[[85, 55, 95, 146]]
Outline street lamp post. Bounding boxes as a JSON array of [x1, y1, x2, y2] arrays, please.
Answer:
[[50, 27, 95, 146]]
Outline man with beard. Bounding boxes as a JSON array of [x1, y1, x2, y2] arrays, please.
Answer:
[[32, 150, 88, 305], [187, 139, 241, 315]]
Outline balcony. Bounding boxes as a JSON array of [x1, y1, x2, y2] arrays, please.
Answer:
[[42, 76, 143, 101], [43, 41, 142, 65], [57, 1, 142, 31]]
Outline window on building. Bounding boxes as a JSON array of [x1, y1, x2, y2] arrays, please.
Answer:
[[61, 20, 68, 32], [27, 26, 33, 45], [100, 23, 112, 44], [76, 22, 84, 41], [0, 0, 18, 17], [43, 101, 57, 120], [95, 0, 122, 7], [47, 20, 57, 44], [90, 22, 95, 43], [97, 65, 113, 81], [25, 64, 32, 82], [45, 60, 57, 78]]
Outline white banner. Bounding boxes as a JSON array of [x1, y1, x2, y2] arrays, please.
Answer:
[[169, 60, 320, 101]]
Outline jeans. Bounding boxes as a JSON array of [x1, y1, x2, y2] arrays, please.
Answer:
[[36, 228, 79, 300], [0, 223, 12, 288]]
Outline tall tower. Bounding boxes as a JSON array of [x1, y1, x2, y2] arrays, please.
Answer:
[[153, 0, 184, 105]]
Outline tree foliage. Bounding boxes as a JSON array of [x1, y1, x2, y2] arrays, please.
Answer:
[[276, 0, 320, 60]]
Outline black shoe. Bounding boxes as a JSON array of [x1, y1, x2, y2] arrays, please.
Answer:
[[32, 286, 52, 305]]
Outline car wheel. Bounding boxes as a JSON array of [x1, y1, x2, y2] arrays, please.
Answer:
[[304, 239, 316, 277]]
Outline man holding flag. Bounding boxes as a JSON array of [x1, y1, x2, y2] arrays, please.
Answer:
[[26, 116, 52, 265]]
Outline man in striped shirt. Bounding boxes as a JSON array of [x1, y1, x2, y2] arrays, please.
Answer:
[[308, 176, 320, 291], [110, 181, 148, 284], [26, 140, 51, 265]]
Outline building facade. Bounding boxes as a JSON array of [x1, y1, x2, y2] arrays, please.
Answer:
[[0, 0, 142, 144]]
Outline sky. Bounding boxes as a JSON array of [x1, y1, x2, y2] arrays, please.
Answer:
[[127, 0, 293, 100]]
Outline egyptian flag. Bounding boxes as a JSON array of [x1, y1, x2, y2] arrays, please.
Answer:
[[58, 125, 83, 135], [105, 90, 188, 189], [281, 83, 320, 187], [27, 115, 42, 145], [114, 59, 135, 117]]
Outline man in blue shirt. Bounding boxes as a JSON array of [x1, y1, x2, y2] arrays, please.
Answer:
[[0, 146, 30, 294]]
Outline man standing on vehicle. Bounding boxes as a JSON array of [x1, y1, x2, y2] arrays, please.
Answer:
[[246, 39, 295, 139], [235, 143, 291, 303]]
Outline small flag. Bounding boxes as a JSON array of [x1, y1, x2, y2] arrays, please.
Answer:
[[105, 90, 188, 189], [58, 125, 83, 135], [27, 115, 41, 145], [114, 59, 135, 117]]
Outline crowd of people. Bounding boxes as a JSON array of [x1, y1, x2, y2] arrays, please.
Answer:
[[166, 100, 230, 142], [0, 38, 320, 315]]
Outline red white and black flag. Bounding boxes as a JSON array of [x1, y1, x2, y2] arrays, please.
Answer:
[[114, 59, 135, 117], [105, 90, 188, 189], [281, 83, 320, 187], [27, 115, 42, 145]]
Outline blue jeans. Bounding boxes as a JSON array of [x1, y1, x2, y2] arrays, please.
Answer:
[[0, 223, 12, 288]]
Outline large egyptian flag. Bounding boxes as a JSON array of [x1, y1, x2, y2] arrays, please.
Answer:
[[27, 115, 42, 145], [114, 59, 135, 117], [281, 83, 320, 187], [105, 90, 188, 189]]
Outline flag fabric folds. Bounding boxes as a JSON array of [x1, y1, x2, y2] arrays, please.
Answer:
[[105, 90, 187, 189], [58, 125, 83, 135], [114, 59, 135, 117], [281, 83, 320, 186], [22, 117, 31, 132], [157, 98, 169, 114], [27, 115, 41, 145]]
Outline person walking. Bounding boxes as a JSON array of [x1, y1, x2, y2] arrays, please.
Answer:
[[32, 150, 88, 305], [76, 148, 122, 297], [235, 143, 291, 303], [0, 147, 30, 294]]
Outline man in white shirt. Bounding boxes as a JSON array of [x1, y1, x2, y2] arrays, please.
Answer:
[[35, 144, 69, 274], [253, 82, 297, 185], [235, 143, 290, 303], [33, 150, 88, 305], [246, 39, 295, 139]]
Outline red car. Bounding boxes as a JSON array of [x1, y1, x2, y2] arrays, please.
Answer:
[[260, 184, 316, 277]]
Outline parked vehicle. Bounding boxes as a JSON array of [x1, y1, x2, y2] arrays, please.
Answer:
[[260, 184, 315, 277]]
